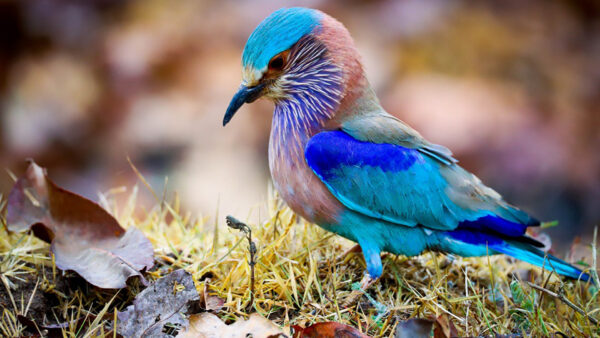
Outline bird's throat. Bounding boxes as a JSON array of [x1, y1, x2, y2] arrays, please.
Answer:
[[267, 96, 344, 223]]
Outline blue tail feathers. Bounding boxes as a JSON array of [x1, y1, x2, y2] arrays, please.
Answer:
[[495, 239, 591, 282], [440, 230, 592, 282]]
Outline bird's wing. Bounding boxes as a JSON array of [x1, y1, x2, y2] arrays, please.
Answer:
[[341, 112, 458, 165], [305, 129, 538, 234]]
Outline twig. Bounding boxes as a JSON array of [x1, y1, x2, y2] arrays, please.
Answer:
[[24, 278, 40, 316], [212, 196, 220, 256], [536, 254, 554, 314], [226, 215, 257, 311], [485, 244, 496, 305], [127, 156, 160, 204], [273, 210, 280, 237], [0, 194, 7, 232], [526, 281, 598, 326], [1, 275, 17, 313], [592, 226, 599, 286]]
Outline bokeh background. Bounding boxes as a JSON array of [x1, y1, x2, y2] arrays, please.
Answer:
[[1, 0, 598, 251]]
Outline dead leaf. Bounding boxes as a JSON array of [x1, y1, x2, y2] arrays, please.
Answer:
[[526, 228, 553, 252], [177, 312, 287, 338], [567, 236, 592, 266], [292, 322, 370, 338], [433, 315, 458, 338], [395, 316, 457, 338], [200, 280, 225, 312], [6, 161, 154, 289], [395, 318, 433, 338], [118, 269, 200, 338]]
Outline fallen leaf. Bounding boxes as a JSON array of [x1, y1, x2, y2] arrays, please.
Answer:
[[118, 269, 200, 338], [395, 318, 433, 338], [177, 312, 287, 338], [292, 322, 370, 338], [200, 280, 225, 312], [6, 161, 154, 288], [567, 236, 593, 266], [433, 315, 458, 338], [526, 228, 553, 252]]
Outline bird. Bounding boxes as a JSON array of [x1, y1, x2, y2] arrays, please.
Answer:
[[222, 7, 592, 295]]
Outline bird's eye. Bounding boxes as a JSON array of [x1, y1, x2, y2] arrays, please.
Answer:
[[269, 55, 283, 70], [268, 50, 290, 75]]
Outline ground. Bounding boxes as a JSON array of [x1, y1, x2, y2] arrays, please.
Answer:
[[0, 188, 598, 337]]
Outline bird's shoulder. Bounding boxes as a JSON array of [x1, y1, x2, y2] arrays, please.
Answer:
[[340, 110, 458, 165]]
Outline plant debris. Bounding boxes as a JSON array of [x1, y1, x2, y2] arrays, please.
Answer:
[[177, 312, 287, 338], [433, 314, 458, 338], [394, 318, 434, 338], [226, 215, 257, 310], [292, 321, 370, 337], [199, 280, 225, 312], [6, 161, 154, 288], [393, 315, 458, 338], [117, 269, 200, 337], [17, 312, 114, 338]]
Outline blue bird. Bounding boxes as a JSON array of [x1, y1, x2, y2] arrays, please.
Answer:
[[223, 7, 591, 295]]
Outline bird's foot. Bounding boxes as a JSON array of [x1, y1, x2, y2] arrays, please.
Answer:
[[342, 273, 379, 308]]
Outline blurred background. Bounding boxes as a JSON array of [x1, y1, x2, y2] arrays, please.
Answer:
[[0, 0, 598, 251]]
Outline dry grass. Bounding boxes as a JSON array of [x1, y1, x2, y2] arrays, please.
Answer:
[[1, 185, 599, 337]]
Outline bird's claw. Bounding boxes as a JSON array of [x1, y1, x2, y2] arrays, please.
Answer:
[[342, 273, 379, 308]]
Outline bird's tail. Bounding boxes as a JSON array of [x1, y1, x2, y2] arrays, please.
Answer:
[[494, 239, 592, 282], [438, 230, 592, 282]]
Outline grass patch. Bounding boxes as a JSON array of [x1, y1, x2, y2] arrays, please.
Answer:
[[0, 187, 598, 337]]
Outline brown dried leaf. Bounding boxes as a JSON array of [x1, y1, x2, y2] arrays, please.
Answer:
[[292, 322, 370, 338], [526, 228, 553, 252], [433, 315, 458, 338], [395, 316, 457, 338], [567, 236, 592, 266], [6, 161, 154, 288], [395, 318, 433, 338], [177, 312, 287, 338], [200, 281, 225, 312]]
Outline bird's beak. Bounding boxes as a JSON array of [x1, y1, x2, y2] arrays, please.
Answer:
[[223, 83, 266, 126]]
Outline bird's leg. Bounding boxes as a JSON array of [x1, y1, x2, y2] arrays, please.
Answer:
[[342, 242, 382, 307]]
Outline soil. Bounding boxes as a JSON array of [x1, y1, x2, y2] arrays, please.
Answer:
[[1, 266, 115, 334]]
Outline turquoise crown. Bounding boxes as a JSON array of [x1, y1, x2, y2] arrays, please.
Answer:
[[242, 8, 322, 71]]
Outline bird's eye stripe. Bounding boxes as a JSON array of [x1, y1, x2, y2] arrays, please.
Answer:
[[267, 51, 289, 72], [269, 56, 284, 69]]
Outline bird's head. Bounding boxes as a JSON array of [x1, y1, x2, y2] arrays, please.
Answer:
[[223, 7, 365, 127]]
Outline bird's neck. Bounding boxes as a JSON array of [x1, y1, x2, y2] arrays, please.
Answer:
[[270, 54, 345, 149], [269, 91, 336, 166]]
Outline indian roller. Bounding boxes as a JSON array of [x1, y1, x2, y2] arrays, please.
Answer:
[[222, 7, 591, 294]]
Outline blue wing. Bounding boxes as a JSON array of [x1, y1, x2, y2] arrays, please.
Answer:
[[305, 130, 538, 236]]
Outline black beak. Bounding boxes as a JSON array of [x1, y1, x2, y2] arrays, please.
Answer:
[[223, 83, 266, 126]]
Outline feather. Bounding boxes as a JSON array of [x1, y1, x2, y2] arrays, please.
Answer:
[[305, 130, 535, 234]]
